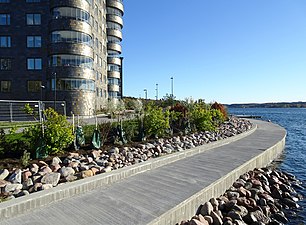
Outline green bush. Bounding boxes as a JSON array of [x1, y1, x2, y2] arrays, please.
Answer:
[[143, 104, 170, 138], [82, 124, 95, 144], [24, 108, 74, 156], [211, 109, 226, 127], [0, 130, 31, 158], [189, 104, 215, 131], [121, 119, 140, 142]]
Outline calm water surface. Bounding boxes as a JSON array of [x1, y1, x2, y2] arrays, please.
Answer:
[[228, 108, 306, 224]]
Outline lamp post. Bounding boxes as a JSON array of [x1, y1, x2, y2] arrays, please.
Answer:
[[170, 76, 174, 98], [53, 72, 57, 111], [143, 89, 147, 99], [155, 83, 158, 100], [119, 57, 123, 98], [40, 85, 45, 101]]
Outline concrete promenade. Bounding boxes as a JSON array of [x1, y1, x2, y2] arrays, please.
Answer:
[[0, 120, 286, 225]]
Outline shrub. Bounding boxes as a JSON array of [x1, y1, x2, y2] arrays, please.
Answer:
[[211, 109, 226, 127], [189, 104, 215, 131], [169, 103, 188, 133], [98, 121, 113, 144], [143, 103, 170, 138], [211, 102, 228, 119], [0, 130, 31, 158], [24, 108, 74, 156], [20, 150, 31, 167], [121, 119, 140, 142], [82, 124, 95, 144]]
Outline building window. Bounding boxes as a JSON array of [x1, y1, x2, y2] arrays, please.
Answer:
[[26, 0, 41, 2], [0, 80, 11, 92], [27, 58, 42, 70], [0, 0, 10, 3], [96, 87, 99, 96], [0, 14, 10, 25], [50, 54, 93, 69], [0, 36, 11, 47], [27, 36, 41, 48], [26, 14, 41, 25], [52, 78, 95, 92], [52, 7, 90, 24], [0, 58, 11, 70], [51, 30, 92, 46], [27, 80, 41, 92]]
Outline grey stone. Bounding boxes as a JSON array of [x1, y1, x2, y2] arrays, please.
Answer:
[[109, 147, 119, 154], [8, 169, 22, 184], [60, 167, 75, 178], [41, 172, 60, 186], [30, 164, 39, 174], [22, 178, 33, 189], [0, 169, 9, 180], [42, 184, 53, 190], [227, 211, 242, 221], [200, 202, 213, 216], [211, 211, 223, 225], [52, 157, 62, 165], [250, 210, 270, 224], [66, 175, 78, 182], [0, 179, 10, 188], [4, 183, 23, 193], [282, 197, 300, 208]]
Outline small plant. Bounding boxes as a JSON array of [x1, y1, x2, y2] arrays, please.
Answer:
[[20, 150, 31, 167], [98, 121, 113, 145], [143, 103, 170, 138], [189, 104, 215, 131], [9, 126, 17, 134], [211, 102, 228, 119], [122, 119, 139, 142], [22, 103, 38, 120], [24, 108, 74, 157]]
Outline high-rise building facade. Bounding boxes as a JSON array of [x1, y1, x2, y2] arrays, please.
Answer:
[[0, 0, 124, 116]]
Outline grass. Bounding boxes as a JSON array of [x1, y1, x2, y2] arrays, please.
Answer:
[[0, 121, 39, 129]]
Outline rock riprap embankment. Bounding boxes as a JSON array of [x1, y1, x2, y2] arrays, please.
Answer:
[[0, 117, 252, 200], [178, 168, 303, 225]]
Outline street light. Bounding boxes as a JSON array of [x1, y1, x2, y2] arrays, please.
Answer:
[[53, 72, 57, 111], [143, 89, 147, 99], [40, 85, 45, 101], [170, 76, 174, 98], [155, 83, 158, 100]]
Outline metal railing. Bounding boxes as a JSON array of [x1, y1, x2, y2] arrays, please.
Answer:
[[0, 100, 66, 122]]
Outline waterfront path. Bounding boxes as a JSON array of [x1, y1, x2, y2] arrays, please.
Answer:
[[1, 120, 286, 225]]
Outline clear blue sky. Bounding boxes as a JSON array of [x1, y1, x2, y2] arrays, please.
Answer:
[[121, 0, 306, 104]]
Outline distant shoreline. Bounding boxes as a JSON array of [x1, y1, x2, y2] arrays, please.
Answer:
[[226, 102, 306, 108]]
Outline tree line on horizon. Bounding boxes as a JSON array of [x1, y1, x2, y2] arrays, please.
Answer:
[[226, 102, 306, 108]]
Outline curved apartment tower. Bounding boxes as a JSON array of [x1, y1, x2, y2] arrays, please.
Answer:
[[0, 0, 124, 116], [106, 0, 124, 99]]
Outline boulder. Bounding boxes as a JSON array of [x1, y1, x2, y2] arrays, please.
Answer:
[[41, 172, 60, 186], [80, 170, 94, 178], [8, 169, 22, 184], [4, 183, 23, 193], [0, 169, 9, 180], [200, 202, 214, 216], [60, 167, 75, 178]]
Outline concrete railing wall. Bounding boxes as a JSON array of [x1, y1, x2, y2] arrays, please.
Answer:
[[148, 126, 286, 225]]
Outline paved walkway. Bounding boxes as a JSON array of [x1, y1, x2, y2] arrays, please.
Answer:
[[1, 120, 286, 225]]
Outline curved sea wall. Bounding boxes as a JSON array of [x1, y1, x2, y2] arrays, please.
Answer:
[[148, 120, 286, 225]]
